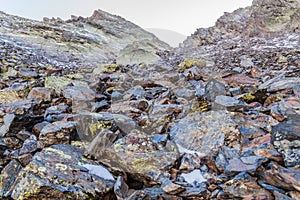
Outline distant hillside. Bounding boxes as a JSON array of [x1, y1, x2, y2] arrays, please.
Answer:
[[146, 28, 187, 47]]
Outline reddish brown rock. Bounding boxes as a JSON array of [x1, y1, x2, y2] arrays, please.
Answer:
[[27, 87, 54, 101], [264, 163, 300, 192], [222, 73, 258, 86]]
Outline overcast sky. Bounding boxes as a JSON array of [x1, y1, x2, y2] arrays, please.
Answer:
[[0, 0, 253, 35]]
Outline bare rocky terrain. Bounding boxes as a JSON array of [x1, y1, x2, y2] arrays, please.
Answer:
[[0, 0, 300, 199]]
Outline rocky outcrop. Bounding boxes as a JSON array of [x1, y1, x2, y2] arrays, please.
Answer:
[[0, 9, 169, 70]]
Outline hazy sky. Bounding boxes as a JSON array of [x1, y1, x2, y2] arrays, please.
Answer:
[[0, 0, 253, 35]]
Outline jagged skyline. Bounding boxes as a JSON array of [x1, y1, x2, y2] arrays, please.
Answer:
[[0, 0, 252, 35]]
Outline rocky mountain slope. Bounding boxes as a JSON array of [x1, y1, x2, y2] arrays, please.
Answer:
[[0, 0, 300, 199]]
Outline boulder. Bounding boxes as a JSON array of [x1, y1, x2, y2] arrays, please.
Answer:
[[11, 144, 115, 200], [170, 111, 238, 156]]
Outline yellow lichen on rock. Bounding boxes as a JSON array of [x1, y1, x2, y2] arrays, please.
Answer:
[[178, 57, 206, 73]]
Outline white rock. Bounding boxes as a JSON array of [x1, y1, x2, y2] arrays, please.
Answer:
[[82, 164, 115, 181]]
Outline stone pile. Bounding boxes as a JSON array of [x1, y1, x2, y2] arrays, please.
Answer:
[[0, 0, 300, 199]]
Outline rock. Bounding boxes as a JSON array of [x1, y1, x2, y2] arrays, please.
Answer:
[[62, 86, 96, 113], [75, 112, 136, 142], [241, 88, 268, 104], [271, 114, 300, 167], [249, 0, 300, 34], [0, 90, 21, 104], [16, 130, 32, 141], [11, 144, 115, 200], [204, 79, 226, 102], [213, 95, 245, 111], [179, 186, 211, 199], [125, 187, 166, 200], [223, 173, 273, 199], [161, 180, 185, 195], [91, 101, 109, 112], [180, 170, 206, 187], [27, 87, 54, 101], [0, 138, 7, 155], [45, 76, 72, 94], [0, 160, 23, 198], [44, 104, 69, 122], [288, 191, 300, 199], [19, 135, 39, 155], [179, 154, 202, 170], [267, 78, 300, 92], [264, 162, 300, 192], [92, 64, 120, 74], [87, 129, 119, 158], [0, 114, 43, 137], [170, 111, 237, 156], [17, 153, 33, 167], [178, 57, 206, 73], [88, 133, 179, 184], [225, 156, 267, 174], [39, 121, 77, 147], [222, 73, 258, 86], [32, 121, 51, 137], [114, 176, 128, 200], [273, 191, 292, 200], [2, 99, 37, 115]]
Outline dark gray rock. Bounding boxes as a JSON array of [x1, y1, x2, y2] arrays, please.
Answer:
[[271, 114, 300, 167], [0, 114, 43, 137], [19, 135, 39, 155], [0, 137, 7, 155], [114, 176, 128, 200], [266, 78, 300, 92], [11, 144, 115, 200], [213, 95, 245, 111], [91, 101, 109, 112], [0, 160, 23, 198], [44, 104, 69, 122], [204, 79, 227, 102], [32, 121, 51, 137]]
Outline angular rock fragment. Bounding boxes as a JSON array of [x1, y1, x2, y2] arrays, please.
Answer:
[[39, 121, 77, 147], [0, 114, 43, 137], [44, 76, 72, 94], [271, 114, 300, 167], [27, 87, 54, 101], [0, 160, 23, 198], [11, 144, 115, 200], [75, 112, 137, 142], [264, 162, 300, 192], [161, 180, 185, 195], [180, 170, 206, 186], [204, 79, 226, 102], [267, 78, 300, 92], [88, 132, 179, 185], [223, 173, 273, 199], [170, 111, 237, 156], [114, 176, 128, 200], [0, 90, 21, 104], [213, 95, 245, 111]]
